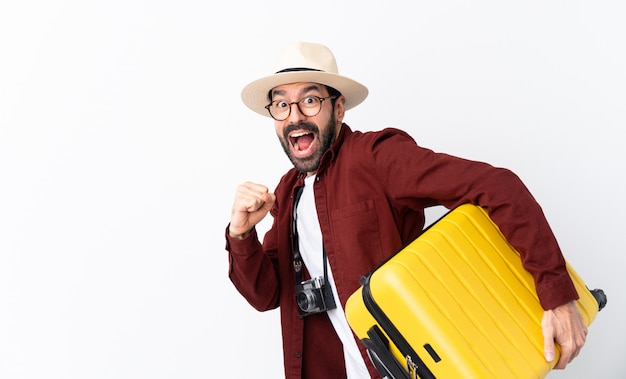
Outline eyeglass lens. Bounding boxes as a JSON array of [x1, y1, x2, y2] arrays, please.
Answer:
[[266, 96, 328, 121]]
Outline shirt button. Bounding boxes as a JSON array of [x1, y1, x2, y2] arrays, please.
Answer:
[[295, 351, 302, 358]]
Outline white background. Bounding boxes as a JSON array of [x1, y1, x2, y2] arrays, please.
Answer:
[[1, 1, 624, 378]]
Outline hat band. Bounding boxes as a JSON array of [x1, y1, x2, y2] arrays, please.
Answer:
[[275, 67, 324, 74]]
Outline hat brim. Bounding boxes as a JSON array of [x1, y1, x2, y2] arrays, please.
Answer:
[[241, 71, 368, 117]]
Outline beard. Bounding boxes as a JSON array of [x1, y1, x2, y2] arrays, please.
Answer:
[[278, 114, 338, 174]]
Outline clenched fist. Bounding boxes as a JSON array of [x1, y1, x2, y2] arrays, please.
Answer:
[[229, 182, 276, 239]]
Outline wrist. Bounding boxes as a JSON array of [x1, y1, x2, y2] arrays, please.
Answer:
[[229, 227, 252, 240]]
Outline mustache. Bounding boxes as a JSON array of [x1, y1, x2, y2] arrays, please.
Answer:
[[283, 122, 319, 140]]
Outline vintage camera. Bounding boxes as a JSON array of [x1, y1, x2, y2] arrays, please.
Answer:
[[295, 276, 337, 317]]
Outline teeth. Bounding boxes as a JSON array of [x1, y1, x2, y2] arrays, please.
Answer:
[[290, 132, 310, 151]]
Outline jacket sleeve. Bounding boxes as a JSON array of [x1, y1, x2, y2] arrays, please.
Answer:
[[369, 128, 579, 310], [225, 221, 281, 312]]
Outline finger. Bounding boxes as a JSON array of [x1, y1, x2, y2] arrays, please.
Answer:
[[241, 181, 271, 197], [232, 195, 263, 214], [235, 183, 271, 212], [555, 346, 571, 369], [240, 183, 274, 212], [541, 314, 557, 364], [566, 324, 587, 364]]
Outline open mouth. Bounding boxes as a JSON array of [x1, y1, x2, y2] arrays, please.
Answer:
[[289, 131, 315, 153]]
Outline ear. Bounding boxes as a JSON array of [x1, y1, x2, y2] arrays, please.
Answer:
[[335, 95, 346, 123]]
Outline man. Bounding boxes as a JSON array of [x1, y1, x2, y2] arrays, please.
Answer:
[[226, 42, 587, 378]]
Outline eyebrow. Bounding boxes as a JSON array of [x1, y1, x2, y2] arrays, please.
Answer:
[[272, 84, 324, 98]]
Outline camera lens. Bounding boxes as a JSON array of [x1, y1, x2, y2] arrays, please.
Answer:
[[297, 290, 317, 312]]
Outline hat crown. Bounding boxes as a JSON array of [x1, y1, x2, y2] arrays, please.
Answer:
[[273, 42, 339, 74]]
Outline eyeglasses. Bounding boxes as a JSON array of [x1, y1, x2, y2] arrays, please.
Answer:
[[264, 95, 337, 121]]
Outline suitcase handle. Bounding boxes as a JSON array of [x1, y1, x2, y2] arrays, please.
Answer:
[[363, 325, 410, 379], [590, 288, 607, 311]]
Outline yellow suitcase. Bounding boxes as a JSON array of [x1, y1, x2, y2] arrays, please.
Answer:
[[345, 204, 606, 379]]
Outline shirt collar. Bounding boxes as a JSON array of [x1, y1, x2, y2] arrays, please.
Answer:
[[314, 123, 351, 176]]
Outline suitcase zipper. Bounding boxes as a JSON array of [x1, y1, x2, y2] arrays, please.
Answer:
[[361, 275, 436, 379]]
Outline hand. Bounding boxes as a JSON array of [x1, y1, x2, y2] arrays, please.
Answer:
[[542, 300, 588, 369], [229, 182, 276, 239]]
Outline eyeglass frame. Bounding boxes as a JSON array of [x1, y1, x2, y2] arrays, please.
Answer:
[[264, 95, 338, 121]]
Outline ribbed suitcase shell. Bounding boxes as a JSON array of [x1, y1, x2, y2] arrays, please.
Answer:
[[345, 204, 599, 379]]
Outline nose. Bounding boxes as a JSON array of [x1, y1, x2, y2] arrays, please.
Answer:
[[286, 102, 307, 123]]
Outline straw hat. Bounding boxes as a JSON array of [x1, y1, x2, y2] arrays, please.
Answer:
[[241, 42, 368, 117]]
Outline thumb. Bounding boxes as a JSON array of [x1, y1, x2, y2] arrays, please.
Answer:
[[542, 315, 556, 363], [261, 192, 276, 211], [544, 340, 556, 363]]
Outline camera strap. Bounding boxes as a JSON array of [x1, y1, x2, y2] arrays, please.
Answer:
[[293, 186, 305, 284], [292, 185, 332, 292]]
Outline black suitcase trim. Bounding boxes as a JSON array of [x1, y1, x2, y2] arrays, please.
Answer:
[[363, 325, 410, 379], [361, 274, 437, 379]]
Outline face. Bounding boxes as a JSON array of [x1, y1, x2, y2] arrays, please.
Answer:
[[270, 82, 345, 175]]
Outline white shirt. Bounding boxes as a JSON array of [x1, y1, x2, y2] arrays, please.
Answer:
[[296, 175, 370, 379]]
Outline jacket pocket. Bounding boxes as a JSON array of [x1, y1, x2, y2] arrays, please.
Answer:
[[329, 199, 384, 284]]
